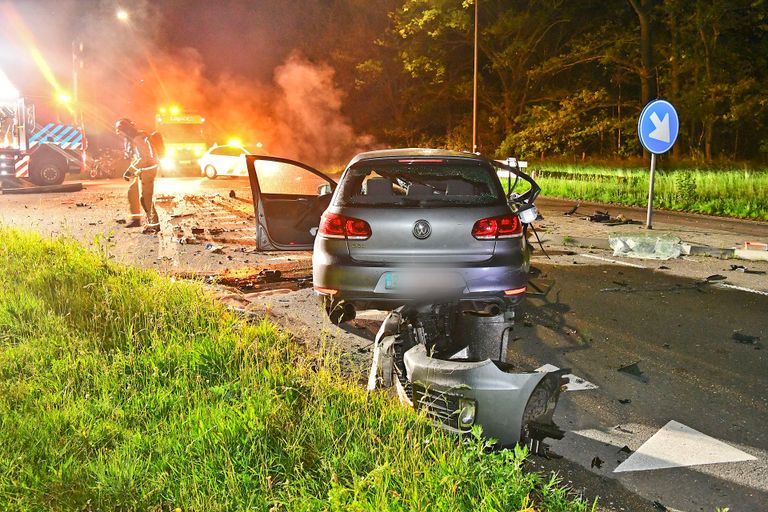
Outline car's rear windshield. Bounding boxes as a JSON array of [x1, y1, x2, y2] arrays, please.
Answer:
[[335, 159, 505, 207]]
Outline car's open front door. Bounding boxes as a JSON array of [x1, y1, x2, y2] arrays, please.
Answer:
[[245, 155, 337, 251]]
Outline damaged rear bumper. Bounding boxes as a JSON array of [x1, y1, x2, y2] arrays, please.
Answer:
[[400, 344, 566, 448]]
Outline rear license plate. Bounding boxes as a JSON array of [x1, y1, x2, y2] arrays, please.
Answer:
[[383, 271, 464, 291]]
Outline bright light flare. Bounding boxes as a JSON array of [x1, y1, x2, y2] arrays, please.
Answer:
[[1, 4, 72, 114], [160, 157, 176, 170], [0, 69, 19, 101], [169, 105, 180, 115], [226, 138, 242, 147], [56, 92, 72, 104], [116, 8, 129, 22]]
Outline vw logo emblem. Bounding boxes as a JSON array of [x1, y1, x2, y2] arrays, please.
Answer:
[[412, 219, 431, 239]]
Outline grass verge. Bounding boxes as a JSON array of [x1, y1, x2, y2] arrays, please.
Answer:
[[523, 164, 768, 221], [0, 228, 593, 511]]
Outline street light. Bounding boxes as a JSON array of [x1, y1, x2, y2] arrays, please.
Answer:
[[56, 91, 72, 105], [116, 8, 129, 22]]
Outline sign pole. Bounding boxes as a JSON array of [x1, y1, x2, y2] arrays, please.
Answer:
[[645, 153, 656, 229]]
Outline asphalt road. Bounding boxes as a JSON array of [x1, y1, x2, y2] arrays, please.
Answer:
[[515, 263, 768, 511]]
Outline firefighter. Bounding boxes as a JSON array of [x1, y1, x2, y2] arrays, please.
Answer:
[[115, 118, 160, 233]]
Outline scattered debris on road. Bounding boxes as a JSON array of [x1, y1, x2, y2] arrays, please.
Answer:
[[591, 456, 604, 469], [563, 202, 580, 216], [729, 264, 766, 275], [609, 233, 682, 260], [205, 243, 225, 254], [732, 330, 760, 345], [617, 361, 648, 383]]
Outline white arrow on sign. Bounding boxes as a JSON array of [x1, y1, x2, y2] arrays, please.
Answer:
[[648, 112, 670, 143]]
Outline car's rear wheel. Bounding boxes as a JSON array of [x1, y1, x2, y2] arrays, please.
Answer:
[[204, 165, 217, 179]]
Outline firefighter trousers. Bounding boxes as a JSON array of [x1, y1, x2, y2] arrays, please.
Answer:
[[128, 167, 159, 226]]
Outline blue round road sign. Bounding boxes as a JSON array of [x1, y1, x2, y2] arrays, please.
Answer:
[[638, 99, 679, 154]]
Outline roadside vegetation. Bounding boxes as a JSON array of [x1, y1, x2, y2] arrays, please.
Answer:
[[0, 228, 592, 511], [529, 164, 768, 221]]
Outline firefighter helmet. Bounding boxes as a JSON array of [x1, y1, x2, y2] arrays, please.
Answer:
[[115, 118, 138, 138]]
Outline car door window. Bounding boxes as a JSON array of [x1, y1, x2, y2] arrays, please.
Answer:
[[254, 160, 330, 196]]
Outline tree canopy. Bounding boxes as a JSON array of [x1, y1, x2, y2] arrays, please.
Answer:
[[311, 0, 768, 162]]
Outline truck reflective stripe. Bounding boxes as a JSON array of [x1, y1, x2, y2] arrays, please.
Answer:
[[59, 129, 80, 148], [67, 134, 83, 149], [52, 126, 74, 143], [14, 156, 30, 178], [28, 123, 54, 143]]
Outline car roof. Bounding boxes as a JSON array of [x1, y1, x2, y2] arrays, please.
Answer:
[[208, 144, 248, 153], [346, 148, 488, 168]]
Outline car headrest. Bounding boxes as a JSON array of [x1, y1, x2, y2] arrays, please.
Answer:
[[407, 184, 433, 197], [365, 178, 394, 197], [446, 180, 475, 195]]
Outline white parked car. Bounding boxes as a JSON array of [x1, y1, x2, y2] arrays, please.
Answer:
[[198, 144, 250, 179]]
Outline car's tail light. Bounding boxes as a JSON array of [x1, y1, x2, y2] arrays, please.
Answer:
[[471, 214, 522, 239], [319, 212, 372, 240]]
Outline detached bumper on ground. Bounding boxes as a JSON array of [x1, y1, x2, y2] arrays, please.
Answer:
[[370, 306, 567, 451], [402, 344, 566, 448]]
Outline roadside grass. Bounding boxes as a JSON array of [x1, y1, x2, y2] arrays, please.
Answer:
[[522, 163, 768, 221], [0, 228, 593, 511]]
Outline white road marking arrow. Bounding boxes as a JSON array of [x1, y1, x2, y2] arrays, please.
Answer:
[[614, 420, 756, 473], [648, 112, 670, 143], [535, 363, 598, 391]]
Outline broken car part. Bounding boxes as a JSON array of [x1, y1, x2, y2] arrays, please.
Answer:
[[369, 303, 566, 452]]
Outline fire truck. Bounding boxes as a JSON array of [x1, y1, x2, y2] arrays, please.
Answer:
[[154, 106, 206, 174], [0, 97, 86, 186]]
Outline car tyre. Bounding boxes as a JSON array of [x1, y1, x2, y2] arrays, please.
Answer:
[[204, 165, 217, 179], [30, 159, 66, 186]]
